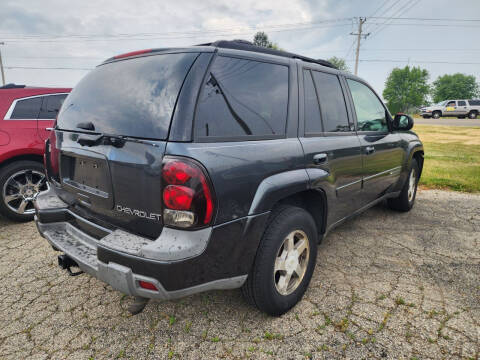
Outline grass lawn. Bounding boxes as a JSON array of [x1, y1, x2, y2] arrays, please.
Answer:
[[412, 124, 480, 192]]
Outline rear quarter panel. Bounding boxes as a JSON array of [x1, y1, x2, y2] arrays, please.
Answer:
[[165, 138, 306, 225]]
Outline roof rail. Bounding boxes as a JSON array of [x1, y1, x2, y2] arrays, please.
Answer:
[[0, 83, 26, 89], [196, 39, 337, 69]]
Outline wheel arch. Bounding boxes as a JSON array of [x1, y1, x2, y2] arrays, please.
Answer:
[[410, 147, 424, 178], [248, 169, 328, 237], [0, 153, 44, 171], [274, 189, 327, 237]]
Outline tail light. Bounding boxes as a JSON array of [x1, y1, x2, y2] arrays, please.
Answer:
[[44, 128, 60, 184], [161, 157, 215, 229]]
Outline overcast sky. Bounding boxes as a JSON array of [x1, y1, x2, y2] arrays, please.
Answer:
[[1, 0, 479, 98]]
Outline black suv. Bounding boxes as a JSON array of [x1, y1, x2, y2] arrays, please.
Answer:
[[35, 40, 423, 316]]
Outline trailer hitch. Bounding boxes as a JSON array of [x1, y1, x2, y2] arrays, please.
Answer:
[[58, 254, 84, 276]]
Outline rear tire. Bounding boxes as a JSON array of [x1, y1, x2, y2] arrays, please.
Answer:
[[0, 161, 47, 222], [242, 206, 318, 316], [387, 159, 419, 212], [468, 111, 477, 119]]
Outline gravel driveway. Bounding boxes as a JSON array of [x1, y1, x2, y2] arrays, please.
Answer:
[[0, 190, 479, 360]]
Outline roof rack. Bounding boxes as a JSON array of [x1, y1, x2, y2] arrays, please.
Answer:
[[196, 40, 336, 69], [0, 83, 26, 89]]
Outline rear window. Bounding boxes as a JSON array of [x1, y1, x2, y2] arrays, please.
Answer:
[[312, 71, 350, 132], [11, 97, 42, 119], [39, 94, 67, 119], [57, 52, 198, 139], [195, 56, 288, 139]]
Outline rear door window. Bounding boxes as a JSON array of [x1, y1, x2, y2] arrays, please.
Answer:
[[10, 97, 42, 119], [57, 52, 198, 139], [195, 56, 289, 139], [38, 94, 67, 119], [311, 71, 350, 133], [457, 100, 466, 106]]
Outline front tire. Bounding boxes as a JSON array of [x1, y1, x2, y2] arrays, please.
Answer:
[[0, 161, 48, 222], [432, 111, 441, 119], [387, 159, 419, 212], [242, 206, 318, 316]]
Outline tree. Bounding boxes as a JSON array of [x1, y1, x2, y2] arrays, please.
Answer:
[[432, 73, 479, 103], [382, 66, 430, 114], [326, 57, 349, 72], [253, 31, 280, 49]]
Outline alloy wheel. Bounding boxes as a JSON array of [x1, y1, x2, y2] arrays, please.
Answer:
[[273, 230, 310, 295], [407, 168, 416, 202], [2, 170, 48, 215]]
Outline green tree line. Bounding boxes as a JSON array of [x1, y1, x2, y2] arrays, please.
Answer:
[[382, 68, 479, 114]]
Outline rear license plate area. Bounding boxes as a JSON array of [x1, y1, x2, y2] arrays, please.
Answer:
[[60, 153, 113, 208]]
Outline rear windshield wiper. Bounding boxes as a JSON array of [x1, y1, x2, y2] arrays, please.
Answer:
[[76, 133, 160, 148], [76, 122, 96, 131], [77, 133, 124, 148]]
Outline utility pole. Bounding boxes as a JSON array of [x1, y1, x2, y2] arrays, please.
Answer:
[[350, 18, 370, 76], [0, 42, 5, 86]]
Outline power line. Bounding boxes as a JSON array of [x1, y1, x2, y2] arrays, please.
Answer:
[[366, 22, 480, 27], [345, 59, 480, 65], [7, 56, 104, 60], [364, 0, 408, 36], [370, 0, 421, 40], [4, 66, 92, 70], [0, 19, 353, 42], [370, 16, 480, 21], [369, 0, 395, 18], [0, 23, 353, 43]]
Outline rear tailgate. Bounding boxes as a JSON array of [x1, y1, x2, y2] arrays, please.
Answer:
[[48, 51, 200, 238], [53, 133, 166, 238]]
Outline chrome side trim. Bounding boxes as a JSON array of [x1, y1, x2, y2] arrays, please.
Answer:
[[336, 178, 363, 192], [363, 166, 402, 182]]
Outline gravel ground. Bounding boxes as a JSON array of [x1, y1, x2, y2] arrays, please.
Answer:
[[0, 190, 479, 360]]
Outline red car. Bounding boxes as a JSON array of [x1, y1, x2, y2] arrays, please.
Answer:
[[0, 84, 71, 221]]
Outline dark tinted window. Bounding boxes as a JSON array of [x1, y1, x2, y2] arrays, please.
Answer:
[[38, 94, 67, 119], [303, 70, 322, 134], [457, 100, 466, 106], [10, 97, 42, 119], [312, 71, 350, 132], [195, 56, 288, 138], [469, 100, 480, 106], [347, 79, 388, 132], [57, 53, 198, 139]]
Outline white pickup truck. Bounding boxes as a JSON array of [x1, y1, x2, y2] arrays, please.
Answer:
[[420, 99, 480, 119]]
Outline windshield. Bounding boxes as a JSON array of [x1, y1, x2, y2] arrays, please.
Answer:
[[57, 52, 199, 139], [434, 101, 447, 106]]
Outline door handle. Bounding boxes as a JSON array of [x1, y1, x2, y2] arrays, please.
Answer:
[[365, 146, 375, 155], [313, 153, 328, 165]]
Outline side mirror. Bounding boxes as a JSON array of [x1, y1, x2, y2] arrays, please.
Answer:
[[393, 113, 414, 131]]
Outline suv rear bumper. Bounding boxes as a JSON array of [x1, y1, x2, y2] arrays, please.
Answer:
[[34, 189, 269, 300]]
